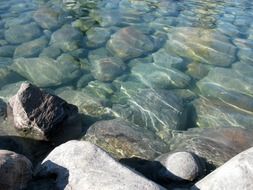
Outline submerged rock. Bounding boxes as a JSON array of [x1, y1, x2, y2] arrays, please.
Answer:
[[4, 23, 42, 44], [107, 27, 155, 60], [0, 45, 16, 57], [166, 27, 236, 67], [192, 97, 253, 129], [86, 27, 111, 48], [192, 147, 253, 190], [131, 62, 191, 89], [33, 6, 62, 30], [168, 127, 253, 169], [56, 88, 116, 124], [0, 150, 32, 190], [9, 83, 81, 142], [156, 152, 203, 182], [35, 140, 166, 190], [91, 57, 126, 82], [14, 36, 49, 58], [85, 119, 168, 160], [50, 24, 83, 52], [112, 86, 187, 139], [10, 57, 81, 87]]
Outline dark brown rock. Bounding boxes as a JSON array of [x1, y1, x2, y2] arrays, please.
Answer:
[[8, 82, 81, 141], [0, 150, 32, 190]]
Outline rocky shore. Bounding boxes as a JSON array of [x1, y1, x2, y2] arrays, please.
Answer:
[[0, 0, 253, 189], [0, 82, 252, 190]]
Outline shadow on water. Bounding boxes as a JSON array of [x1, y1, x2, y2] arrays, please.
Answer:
[[26, 160, 69, 190], [120, 157, 196, 189], [0, 135, 53, 165]]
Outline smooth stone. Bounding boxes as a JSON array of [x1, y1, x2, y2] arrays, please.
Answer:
[[33, 6, 62, 30], [192, 97, 253, 129], [166, 27, 236, 67], [9, 82, 81, 142], [86, 27, 111, 48], [91, 57, 126, 82], [169, 127, 253, 169], [84, 119, 168, 159], [35, 140, 166, 190], [39, 46, 62, 58], [0, 150, 32, 190], [55, 88, 116, 124], [0, 45, 16, 57], [107, 27, 155, 60], [50, 24, 83, 52], [156, 152, 203, 182], [112, 87, 187, 139], [90, 9, 121, 27], [192, 147, 253, 190], [11, 57, 81, 87], [131, 62, 191, 89], [14, 36, 49, 58], [4, 22, 42, 44]]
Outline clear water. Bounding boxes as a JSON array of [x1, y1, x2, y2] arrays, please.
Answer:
[[1, 0, 253, 168]]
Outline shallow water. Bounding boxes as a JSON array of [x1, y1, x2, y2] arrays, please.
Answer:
[[1, 0, 253, 163]]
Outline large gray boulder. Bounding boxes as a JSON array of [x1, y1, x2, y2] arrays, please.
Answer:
[[8, 82, 81, 142], [192, 147, 253, 190], [84, 119, 168, 159], [0, 150, 32, 190], [35, 140, 166, 190]]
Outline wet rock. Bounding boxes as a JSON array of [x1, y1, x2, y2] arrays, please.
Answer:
[[35, 140, 166, 190], [86, 27, 111, 48], [168, 127, 253, 169], [0, 45, 16, 57], [50, 24, 83, 52], [192, 97, 253, 129], [112, 86, 187, 139], [131, 62, 191, 89], [9, 82, 81, 141], [4, 23, 42, 44], [33, 7, 62, 30], [192, 147, 253, 190], [56, 88, 116, 124], [11, 57, 81, 87], [166, 27, 236, 67], [107, 27, 155, 60], [91, 57, 126, 82], [14, 36, 48, 58], [76, 74, 94, 88], [156, 152, 203, 182], [0, 150, 32, 190], [85, 119, 168, 159]]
